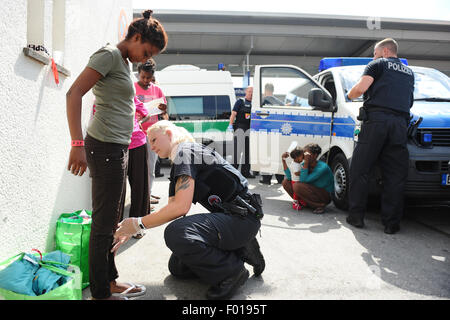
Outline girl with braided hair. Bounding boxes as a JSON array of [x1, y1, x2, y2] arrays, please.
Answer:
[[66, 10, 167, 300]]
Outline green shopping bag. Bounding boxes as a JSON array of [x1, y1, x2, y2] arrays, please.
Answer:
[[0, 253, 82, 300], [55, 210, 92, 289]]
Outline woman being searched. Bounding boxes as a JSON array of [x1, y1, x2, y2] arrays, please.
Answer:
[[112, 121, 265, 300], [283, 143, 334, 214], [66, 10, 168, 300]]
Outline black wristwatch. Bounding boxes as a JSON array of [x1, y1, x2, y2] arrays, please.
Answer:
[[137, 217, 146, 230]]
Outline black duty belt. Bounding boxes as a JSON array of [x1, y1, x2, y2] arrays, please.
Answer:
[[365, 105, 410, 120], [212, 192, 264, 220]]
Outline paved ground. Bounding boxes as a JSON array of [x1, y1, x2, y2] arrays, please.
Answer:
[[83, 166, 450, 300]]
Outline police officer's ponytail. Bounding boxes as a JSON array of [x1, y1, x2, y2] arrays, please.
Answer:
[[148, 120, 195, 146]]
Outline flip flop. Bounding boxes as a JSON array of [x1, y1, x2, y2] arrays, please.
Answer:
[[112, 282, 146, 298], [151, 194, 161, 200], [150, 199, 159, 204], [313, 207, 325, 214]]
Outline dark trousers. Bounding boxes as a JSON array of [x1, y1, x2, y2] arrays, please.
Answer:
[[85, 134, 129, 299], [232, 127, 251, 176], [127, 143, 150, 218], [164, 212, 260, 285], [155, 157, 161, 176], [348, 111, 409, 227]]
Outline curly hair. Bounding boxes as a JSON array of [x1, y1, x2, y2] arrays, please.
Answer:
[[137, 58, 156, 74], [304, 143, 322, 156], [126, 10, 168, 52], [290, 147, 303, 160]]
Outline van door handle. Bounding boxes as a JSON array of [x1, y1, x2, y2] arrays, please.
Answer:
[[255, 112, 270, 117]]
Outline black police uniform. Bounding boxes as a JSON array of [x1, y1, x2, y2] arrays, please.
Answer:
[[348, 57, 415, 230], [163, 142, 264, 297], [232, 98, 253, 177]]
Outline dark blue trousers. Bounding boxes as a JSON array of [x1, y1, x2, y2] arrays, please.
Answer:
[[164, 212, 260, 285]]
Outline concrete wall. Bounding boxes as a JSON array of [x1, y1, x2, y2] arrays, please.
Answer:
[[0, 0, 133, 260]]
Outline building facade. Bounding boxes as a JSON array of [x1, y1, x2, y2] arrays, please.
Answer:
[[0, 0, 133, 260]]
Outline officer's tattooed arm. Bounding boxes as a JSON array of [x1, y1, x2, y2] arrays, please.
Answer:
[[173, 174, 195, 213], [175, 175, 191, 193]]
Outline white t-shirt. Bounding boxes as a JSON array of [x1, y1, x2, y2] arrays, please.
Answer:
[[290, 162, 301, 182]]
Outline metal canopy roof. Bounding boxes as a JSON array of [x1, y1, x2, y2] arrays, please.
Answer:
[[135, 10, 450, 76]]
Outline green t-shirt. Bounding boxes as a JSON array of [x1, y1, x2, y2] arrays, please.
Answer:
[[86, 44, 135, 145], [300, 160, 335, 193]]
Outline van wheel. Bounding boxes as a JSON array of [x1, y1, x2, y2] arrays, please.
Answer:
[[330, 153, 349, 210]]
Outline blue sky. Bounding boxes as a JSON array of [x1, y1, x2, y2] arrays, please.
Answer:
[[134, 0, 450, 21]]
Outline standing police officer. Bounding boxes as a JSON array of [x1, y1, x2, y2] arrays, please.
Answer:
[[345, 38, 415, 234], [113, 121, 265, 300], [228, 86, 255, 178]]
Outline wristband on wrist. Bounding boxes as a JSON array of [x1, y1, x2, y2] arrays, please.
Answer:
[[71, 140, 84, 147], [137, 217, 146, 230]]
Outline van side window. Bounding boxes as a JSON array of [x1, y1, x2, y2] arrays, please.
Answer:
[[167, 95, 232, 120], [261, 67, 319, 108]]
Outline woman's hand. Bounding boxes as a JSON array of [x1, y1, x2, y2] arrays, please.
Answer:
[[303, 151, 311, 162], [158, 103, 167, 112], [281, 152, 289, 160], [68, 147, 87, 176], [303, 151, 311, 169]]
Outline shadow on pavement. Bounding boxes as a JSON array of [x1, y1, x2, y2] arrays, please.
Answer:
[[348, 206, 450, 298]]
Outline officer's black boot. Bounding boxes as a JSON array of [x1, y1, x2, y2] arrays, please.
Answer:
[[205, 268, 249, 300], [346, 215, 365, 228], [236, 238, 265, 276], [259, 175, 271, 185], [242, 165, 255, 179], [384, 224, 400, 234], [275, 174, 284, 184]]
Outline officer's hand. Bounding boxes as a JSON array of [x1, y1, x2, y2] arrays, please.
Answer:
[[115, 218, 140, 238], [111, 234, 131, 255], [227, 124, 233, 132], [111, 218, 141, 253]]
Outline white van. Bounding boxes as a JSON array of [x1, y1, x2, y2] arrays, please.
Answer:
[[154, 65, 236, 156], [250, 59, 450, 209]]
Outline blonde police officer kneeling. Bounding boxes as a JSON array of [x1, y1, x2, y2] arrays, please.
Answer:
[[113, 121, 265, 300]]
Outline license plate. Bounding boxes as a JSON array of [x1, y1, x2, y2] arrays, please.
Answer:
[[442, 173, 450, 186]]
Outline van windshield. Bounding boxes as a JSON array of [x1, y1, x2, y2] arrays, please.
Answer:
[[167, 95, 232, 120], [337, 65, 450, 101]]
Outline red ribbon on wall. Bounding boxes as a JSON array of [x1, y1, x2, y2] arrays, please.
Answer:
[[51, 58, 59, 85]]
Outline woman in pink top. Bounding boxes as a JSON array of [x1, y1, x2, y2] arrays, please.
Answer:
[[135, 59, 167, 202], [126, 97, 151, 239]]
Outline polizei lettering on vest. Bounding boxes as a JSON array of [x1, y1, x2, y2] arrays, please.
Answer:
[[182, 304, 217, 317], [387, 61, 413, 75]]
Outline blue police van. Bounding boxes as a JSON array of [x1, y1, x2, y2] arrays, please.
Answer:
[[249, 58, 450, 209]]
